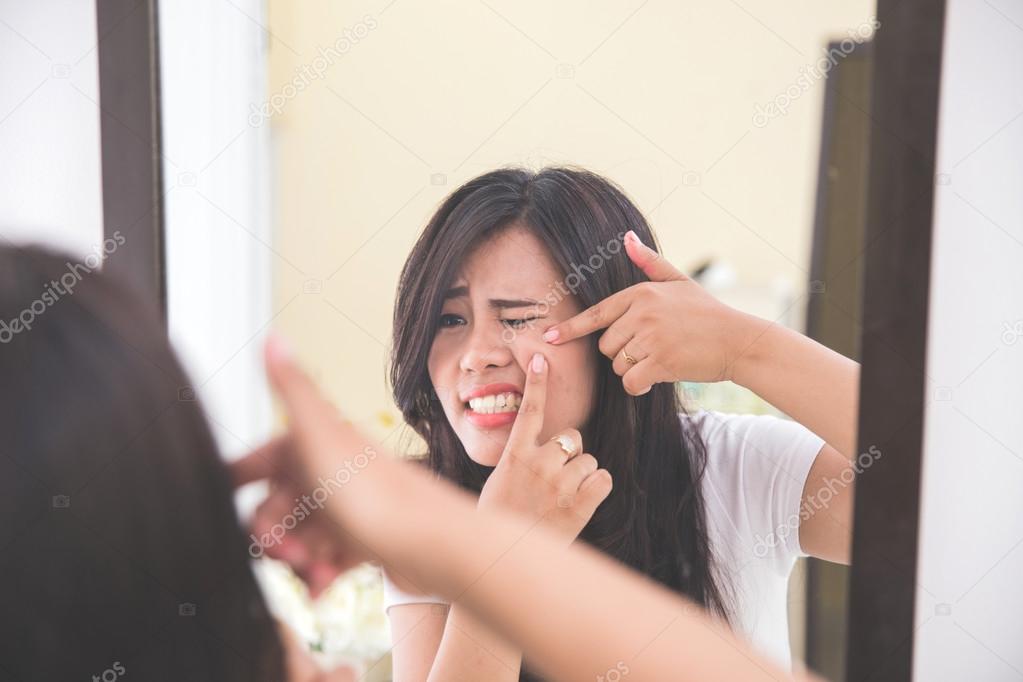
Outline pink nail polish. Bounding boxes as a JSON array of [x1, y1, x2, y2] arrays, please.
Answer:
[[626, 230, 645, 247], [542, 328, 559, 343], [531, 353, 545, 373]]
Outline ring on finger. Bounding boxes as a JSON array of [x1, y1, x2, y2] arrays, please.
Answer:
[[620, 348, 638, 365], [548, 434, 579, 457]]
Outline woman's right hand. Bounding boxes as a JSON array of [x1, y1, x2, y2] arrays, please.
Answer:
[[232, 334, 439, 598], [477, 352, 613, 544]]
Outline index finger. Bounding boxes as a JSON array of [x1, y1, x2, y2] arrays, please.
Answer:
[[542, 288, 632, 345], [263, 333, 373, 481], [264, 333, 340, 440], [505, 352, 548, 451]]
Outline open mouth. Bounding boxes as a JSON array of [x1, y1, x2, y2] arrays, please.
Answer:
[[463, 391, 523, 415]]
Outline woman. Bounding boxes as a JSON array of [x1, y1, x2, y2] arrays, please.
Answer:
[[0, 244, 818, 682], [382, 167, 859, 680]]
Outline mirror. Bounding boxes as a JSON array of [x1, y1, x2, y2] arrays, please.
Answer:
[[158, 2, 878, 679]]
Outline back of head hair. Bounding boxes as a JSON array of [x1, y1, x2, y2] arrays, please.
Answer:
[[0, 244, 284, 680]]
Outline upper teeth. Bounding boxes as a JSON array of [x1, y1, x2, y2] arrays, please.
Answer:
[[467, 392, 522, 413]]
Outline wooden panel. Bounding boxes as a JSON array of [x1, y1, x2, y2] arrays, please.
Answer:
[[96, 0, 166, 318], [845, 1, 947, 680]]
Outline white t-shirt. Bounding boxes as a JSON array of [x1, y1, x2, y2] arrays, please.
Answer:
[[381, 409, 826, 670]]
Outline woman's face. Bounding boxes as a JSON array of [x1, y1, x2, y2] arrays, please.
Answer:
[[428, 224, 598, 466]]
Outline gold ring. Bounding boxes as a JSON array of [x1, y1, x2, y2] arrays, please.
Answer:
[[621, 349, 637, 365], [549, 434, 578, 457]]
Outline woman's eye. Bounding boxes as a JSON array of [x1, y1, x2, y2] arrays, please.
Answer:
[[438, 314, 542, 330], [438, 314, 465, 328], [501, 317, 538, 329]]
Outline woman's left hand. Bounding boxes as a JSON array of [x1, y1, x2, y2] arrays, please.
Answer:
[[541, 230, 755, 396]]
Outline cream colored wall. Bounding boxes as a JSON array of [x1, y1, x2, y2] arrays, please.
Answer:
[[266, 1, 875, 455]]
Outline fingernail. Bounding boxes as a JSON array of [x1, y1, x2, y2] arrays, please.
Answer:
[[542, 327, 559, 343], [266, 332, 294, 363], [531, 352, 546, 373], [626, 230, 645, 247]]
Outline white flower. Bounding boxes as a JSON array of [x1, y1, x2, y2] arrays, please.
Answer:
[[253, 559, 390, 671]]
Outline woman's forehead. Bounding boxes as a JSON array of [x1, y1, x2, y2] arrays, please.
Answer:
[[455, 226, 562, 287]]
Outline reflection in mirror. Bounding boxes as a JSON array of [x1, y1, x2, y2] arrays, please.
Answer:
[[160, 2, 877, 680]]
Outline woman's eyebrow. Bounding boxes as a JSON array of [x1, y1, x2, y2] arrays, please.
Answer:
[[443, 286, 540, 310], [488, 298, 541, 310]]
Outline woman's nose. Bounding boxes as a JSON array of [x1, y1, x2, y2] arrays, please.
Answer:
[[459, 323, 513, 373]]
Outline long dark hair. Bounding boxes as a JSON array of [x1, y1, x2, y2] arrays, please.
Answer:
[[390, 167, 732, 679], [0, 245, 285, 680]]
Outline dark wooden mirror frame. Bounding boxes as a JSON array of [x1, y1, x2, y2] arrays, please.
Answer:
[[96, 0, 166, 319], [844, 0, 947, 680]]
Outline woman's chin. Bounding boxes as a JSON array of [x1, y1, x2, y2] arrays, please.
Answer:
[[465, 446, 504, 468]]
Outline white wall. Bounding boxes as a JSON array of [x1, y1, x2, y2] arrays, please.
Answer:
[[0, 0, 103, 256], [913, 0, 1023, 679], [160, 0, 275, 458], [0, 0, 272, 454]]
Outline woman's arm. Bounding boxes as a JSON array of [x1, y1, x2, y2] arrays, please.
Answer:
[[541, 231, 861, 462], [363, 444, 818, 682], [428, 605, 522, 681], [386, 603, 446, 681], [539, 233, 861, 563], [729, 312, 860, 564], [388, 599, 522, 682], [730, 312, 860, 460], [252, 334, 820, 682]]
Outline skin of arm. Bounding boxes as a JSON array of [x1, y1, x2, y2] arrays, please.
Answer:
[[388, 600, 522, 682], [385, 602, 447, 682], [728, 310, 860, 564], [430, 604, 522, 681], [253, 334, 823, 682], [729, 310, 860, 460]]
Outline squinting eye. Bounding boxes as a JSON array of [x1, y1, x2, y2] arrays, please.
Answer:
[[501, 317, 538, 329], [438, 314, 464, 328]]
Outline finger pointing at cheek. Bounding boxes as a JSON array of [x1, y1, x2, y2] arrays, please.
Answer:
[[503, 352, 548, 456], [541, 290, 631, 346]]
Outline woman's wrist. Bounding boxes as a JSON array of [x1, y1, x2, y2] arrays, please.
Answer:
[[723, 309, 774, 386]]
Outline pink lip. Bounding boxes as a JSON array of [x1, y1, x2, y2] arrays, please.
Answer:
[[465, 410, 518, 429], [461, 382, 523, 430]]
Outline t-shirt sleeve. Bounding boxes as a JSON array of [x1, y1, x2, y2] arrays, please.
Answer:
[[691, 410, 826, 575], [381, 566, 449, 615]]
